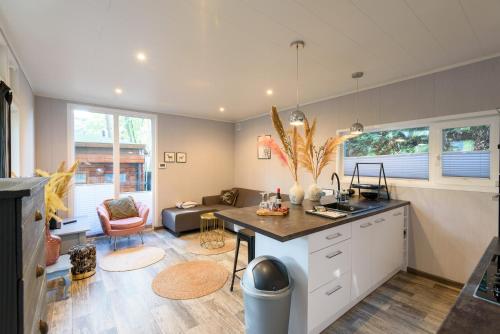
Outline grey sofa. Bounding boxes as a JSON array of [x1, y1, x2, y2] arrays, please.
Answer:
[[161, 188, 288, 236]]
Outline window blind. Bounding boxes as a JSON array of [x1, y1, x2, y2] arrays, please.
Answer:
[[344, 153, 429, 179], [441, 151, 490, 178]]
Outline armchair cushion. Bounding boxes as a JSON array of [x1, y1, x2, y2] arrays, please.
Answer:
[[110, 216, 144, 230], [104, 196, 139, 220]]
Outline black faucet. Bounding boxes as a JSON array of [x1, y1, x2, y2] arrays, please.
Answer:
[[331, 172, 341, 202]]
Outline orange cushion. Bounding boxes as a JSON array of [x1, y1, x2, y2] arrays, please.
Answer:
[[110, 216, 143, 230]]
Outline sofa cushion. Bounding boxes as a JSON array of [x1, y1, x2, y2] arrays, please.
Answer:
[[110, 216, 143, 230], [104, 196, 139, 220], [234, 188, 263, 208], [220, 189, 238, 206]]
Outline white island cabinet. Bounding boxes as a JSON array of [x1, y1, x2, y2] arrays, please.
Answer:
[[254, 205, 409, 334]]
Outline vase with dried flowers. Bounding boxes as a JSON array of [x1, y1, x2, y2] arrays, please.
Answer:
[[36, 161, 79, 265], [259, 106, 304, 204], [298, 117, 350, 201]]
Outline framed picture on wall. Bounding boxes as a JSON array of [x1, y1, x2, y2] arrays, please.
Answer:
[[257, 135, 271, 159], [164, 152, 175, 163], [176, 152, 187, 163]]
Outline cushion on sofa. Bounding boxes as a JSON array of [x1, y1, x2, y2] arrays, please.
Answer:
[[104, 196, 139, 220], [110, 216, 143, 230], [220, 189, 238, 206]]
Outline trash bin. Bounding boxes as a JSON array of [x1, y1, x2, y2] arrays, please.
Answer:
[[241, 255, 292, 334]]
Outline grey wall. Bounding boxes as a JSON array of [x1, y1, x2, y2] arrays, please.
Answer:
[[235, 56, 500, 283], [35, 96, 235, 227]]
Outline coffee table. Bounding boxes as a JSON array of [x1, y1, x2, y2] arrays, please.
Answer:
[[52, 218, 90, 254], [200, 212, 225, 249]]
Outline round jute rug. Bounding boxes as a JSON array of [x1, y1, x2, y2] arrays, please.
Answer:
[[184, 238, 236, 255], [99, 246, 165, 272], [152, 260, 228, 300]]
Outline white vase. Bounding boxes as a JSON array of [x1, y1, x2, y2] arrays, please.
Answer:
[[308, 182, 322, 202], [289, 182, 305, 205]]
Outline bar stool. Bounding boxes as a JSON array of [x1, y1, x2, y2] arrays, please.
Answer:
[[230, 228, 255, 291]]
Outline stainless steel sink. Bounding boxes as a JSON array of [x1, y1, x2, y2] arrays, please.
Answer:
[[324, 202, 383, 214]]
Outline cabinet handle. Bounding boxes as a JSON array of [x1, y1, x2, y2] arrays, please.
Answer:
[[34, 209, 43, 222], [393, 212, 403, 217], [374, 218, 386, 223], [325, 232, 342, 240], [35, 265, 45, 278], [360, 222, 372, 228], [39, 320, 49, 334], [326, 250, 342, 259], [325, 285, 342, 296]]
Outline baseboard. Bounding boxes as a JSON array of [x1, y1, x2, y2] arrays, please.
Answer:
[[407, 267, 463, 289]]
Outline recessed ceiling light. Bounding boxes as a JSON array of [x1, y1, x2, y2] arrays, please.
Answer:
[[219, 107, 225, 112], [136, 52, 147, 62], [266, 89, 273, 96], [114, 87, 123, 95]]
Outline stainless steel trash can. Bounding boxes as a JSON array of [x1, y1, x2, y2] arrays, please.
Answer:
[[241, 255, 292, 334]]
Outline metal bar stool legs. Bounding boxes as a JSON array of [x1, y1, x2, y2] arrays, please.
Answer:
[[230, 229, 255, 292]]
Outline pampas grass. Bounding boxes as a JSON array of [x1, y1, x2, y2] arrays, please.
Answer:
[[36, 160, 79, 224], [298, 116, 351, 182]]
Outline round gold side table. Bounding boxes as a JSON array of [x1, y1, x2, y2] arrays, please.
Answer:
[[200, 212, 225, 249]]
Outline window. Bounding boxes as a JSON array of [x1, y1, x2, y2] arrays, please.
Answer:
[[441, 125, 490, 178], [75, 172, 87, 184], [344, 127, 429, 179]]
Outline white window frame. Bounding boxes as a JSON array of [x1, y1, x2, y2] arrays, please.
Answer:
[[67, 103, 158, 227], [431, 116, 499, 188], [336, 110, 499, 193]]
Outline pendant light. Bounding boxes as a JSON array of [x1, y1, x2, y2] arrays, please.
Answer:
[[289, 40, 306, 126], [350, 71, 364, 135]]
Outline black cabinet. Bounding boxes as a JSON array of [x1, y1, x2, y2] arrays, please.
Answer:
[[0, 177, 48, 334]]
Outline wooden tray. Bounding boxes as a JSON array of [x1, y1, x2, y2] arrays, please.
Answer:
[[256, 208, 289, 216]]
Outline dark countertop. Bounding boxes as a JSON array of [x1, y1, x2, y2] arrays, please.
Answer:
[[215, 198, 409, 242], [438, 237, 500, 334]]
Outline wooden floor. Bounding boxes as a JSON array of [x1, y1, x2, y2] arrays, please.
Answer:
[[47, 229, 459, 334]]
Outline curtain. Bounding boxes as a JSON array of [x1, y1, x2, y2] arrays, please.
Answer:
[[0, 81, 13, 178]]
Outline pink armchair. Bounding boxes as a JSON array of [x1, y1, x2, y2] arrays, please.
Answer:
[[97, 201, 150, 250]]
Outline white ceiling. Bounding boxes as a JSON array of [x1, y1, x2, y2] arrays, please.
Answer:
[[1, 0, 500, 122]]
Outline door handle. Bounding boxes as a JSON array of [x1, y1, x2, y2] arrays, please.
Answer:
[[393, 212, 403, 217], [325, 285, 342, 296], [325, 232, 342, 240], [374, 218, 386, 223], [360, 222, 372, 228], [326, 250, 342, 259]]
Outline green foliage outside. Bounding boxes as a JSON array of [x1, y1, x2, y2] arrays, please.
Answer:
[[442, 125, 489, 152], [344, 127, 429, 157]]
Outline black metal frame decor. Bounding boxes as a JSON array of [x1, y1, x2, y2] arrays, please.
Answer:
[[176, 152, 187, 163], [348, 162, 391, 200], [0, 81, 13, 178]]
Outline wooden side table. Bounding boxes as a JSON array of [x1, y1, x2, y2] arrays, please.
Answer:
[[52, 218, 90, 254], [46, 254, 72, 299], [200, 212, 225, 249]]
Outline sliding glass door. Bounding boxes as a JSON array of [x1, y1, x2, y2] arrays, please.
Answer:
[[71, 106, 155, 235], [119, 115, 153, 225]]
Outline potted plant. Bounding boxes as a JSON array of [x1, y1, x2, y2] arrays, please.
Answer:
[[36, 161, 79, 265]]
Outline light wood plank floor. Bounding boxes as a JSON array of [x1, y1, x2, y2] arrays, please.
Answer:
[[47, 229, 459, 334]]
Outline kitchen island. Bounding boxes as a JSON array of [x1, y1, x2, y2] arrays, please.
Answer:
[[215, 198, 410, 334]]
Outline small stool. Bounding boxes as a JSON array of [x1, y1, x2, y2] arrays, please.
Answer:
[[230, 228, 255, 291], [69, 243, 96, 280], [46, 254, 72, 299], [200, 212, 225, 249]]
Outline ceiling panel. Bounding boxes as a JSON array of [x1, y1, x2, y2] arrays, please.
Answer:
[[0, 0, 499, 121]]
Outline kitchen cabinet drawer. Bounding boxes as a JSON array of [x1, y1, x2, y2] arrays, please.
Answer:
[[309, 222, 351, 253], [309, 271, 351, 330], [309, 239, 351, 292]]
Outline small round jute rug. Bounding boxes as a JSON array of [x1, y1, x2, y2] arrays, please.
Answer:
[[152, 260, 228, 300], [184, 238, 236, 255], [99, 246, 165, 272]]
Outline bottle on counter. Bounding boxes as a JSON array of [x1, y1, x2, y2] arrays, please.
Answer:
[[276, 188, 282, 208]]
